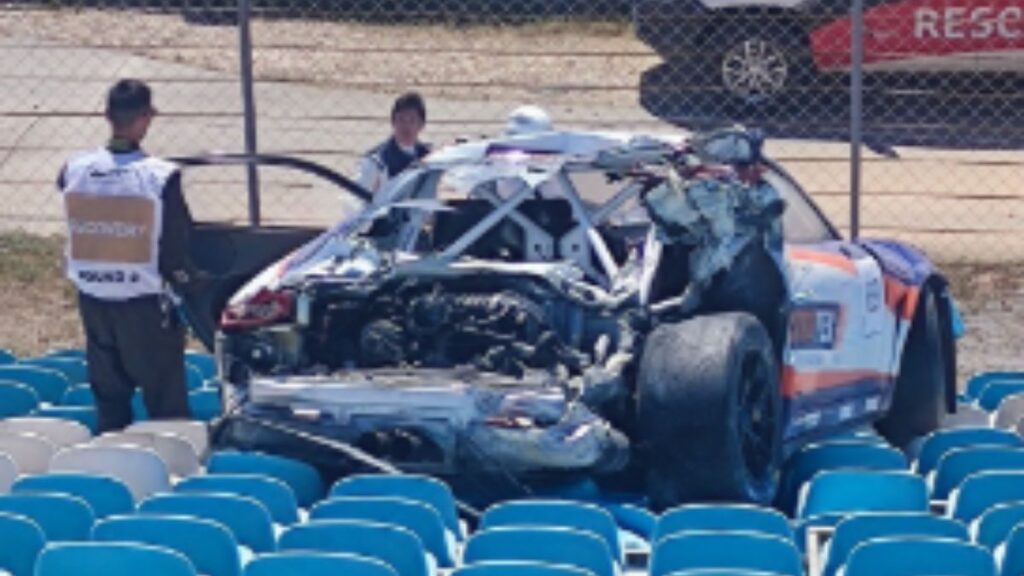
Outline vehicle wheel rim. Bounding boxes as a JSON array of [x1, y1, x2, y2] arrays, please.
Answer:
[[721, 38, 789, 103], [738, 352, 776, 483]]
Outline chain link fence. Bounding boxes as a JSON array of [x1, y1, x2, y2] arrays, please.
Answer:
[[1, 0, 1022, 264], [0, 0, 1022, 371]]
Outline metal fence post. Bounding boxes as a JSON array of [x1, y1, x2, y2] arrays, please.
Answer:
[[238, 0, 261, 226], [849, 0, 864, 240]]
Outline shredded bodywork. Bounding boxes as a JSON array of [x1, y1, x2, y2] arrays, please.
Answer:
[[215, 127, 790, 480]]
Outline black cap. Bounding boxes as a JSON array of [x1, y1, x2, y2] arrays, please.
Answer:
[[105, 79, 154, 127]]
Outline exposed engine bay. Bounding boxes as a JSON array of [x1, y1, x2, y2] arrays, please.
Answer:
[[216, 127, 791, 485]]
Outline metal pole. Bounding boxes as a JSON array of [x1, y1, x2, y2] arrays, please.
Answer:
[[849, 0, 864, 240], [238, 0, 261, 225]]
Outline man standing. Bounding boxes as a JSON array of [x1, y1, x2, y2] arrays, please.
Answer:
[[355, 92, 430, 196], [59, 79, 194, 432]]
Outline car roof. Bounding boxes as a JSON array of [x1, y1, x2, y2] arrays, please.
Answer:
[[420, 129, 689, 170]]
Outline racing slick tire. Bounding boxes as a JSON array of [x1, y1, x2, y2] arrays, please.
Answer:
[[874, 286, 949, 449], [637, 312, 783, 511]]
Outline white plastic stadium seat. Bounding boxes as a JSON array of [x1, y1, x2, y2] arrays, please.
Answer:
[[0, 453, 17, 493], [91, 432, 201, 477], [126, 421, 209, 459], [942, 404, 992, 429], [0, 417, 91, 448], [994, 393, 1024, 430], [0, 432, 57, 474], [50, 445, 171, 502]]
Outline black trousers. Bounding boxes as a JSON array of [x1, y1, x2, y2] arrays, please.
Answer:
[[78, 292, 191, 433]]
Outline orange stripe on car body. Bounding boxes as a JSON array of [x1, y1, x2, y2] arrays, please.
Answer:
[[786, 247, 857, 276], [782, 367, 894, 397]]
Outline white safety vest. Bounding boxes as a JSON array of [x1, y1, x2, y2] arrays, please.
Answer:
[[60, 148, 177, 301]]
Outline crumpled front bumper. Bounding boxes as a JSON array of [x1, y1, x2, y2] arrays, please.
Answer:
[[218, 369, 630, 477]]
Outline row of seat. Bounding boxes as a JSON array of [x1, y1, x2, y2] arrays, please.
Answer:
[[774, 369, 1024, 576], [3, 346, 1024, 575], [0, 348, 222, 427], [952, 371, 1024, 430]]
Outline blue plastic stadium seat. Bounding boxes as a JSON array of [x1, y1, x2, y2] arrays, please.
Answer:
[[34, 542, 197, 576], [279, 520, 430, 576], [997, 523, 1024, 576], [663, 565, 782, 569], [312, 496, 455, 567], [792, 513, 850, 555], [93, 515, 242, 576], [185, 365, 205, 391], [966, 372, 1024, 401], [482, 500, 623, 562], [843, 537, 996, 576], [604, 503, 656, 542], [0, 366, 69, 404], [17, 358, 87, 386], [464, 526, 616, 576], [12, 473, 133, 519], [61, 384, 95, 407], [0, 350, 15, 365], [175, 474, 300, 525], [186, 352, 217, 380], [776, 441, 907, 515], [244, 552, 398, 576], [649, 532, 802, 576], [187, 388, 221, 421], [31, 406, 97, 434], [915, 428, 1023, 476], [979, 382, 1024, 412], [950, 472, 1024, 522], [797, 470, 929, 519], [331, 474, 461, 537], [822, 513, 969, 576], [653, 504, 794, 543], [0, 511, 45, 576], [44, 349, 85, 360], [139, 493, 276, 553], [975, 502, 1024, 550], [208, 451, 324, 508], [970, 500, 1024, 549], [453, 561, 595, 576], [0, 382, 39, 418], [0, 493, 94, 541], [931, 447, 1024, 499]]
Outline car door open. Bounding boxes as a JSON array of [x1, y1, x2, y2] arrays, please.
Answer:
[[172, 154, 371, 350]]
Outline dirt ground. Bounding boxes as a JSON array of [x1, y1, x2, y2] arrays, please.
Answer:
[[1, 232, 1020, 389], [0, 8, 653, 106]]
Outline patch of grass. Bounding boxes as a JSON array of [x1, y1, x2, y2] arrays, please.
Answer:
[[941, 263, 1023, 312], [0, 232, 81, 358], [0, 232, 66, 285]]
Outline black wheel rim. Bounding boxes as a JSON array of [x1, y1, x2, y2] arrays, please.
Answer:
[[738, 352, 777, 482]]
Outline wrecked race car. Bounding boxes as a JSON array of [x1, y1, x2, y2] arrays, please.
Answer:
[[177, 127, 960, 511]]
